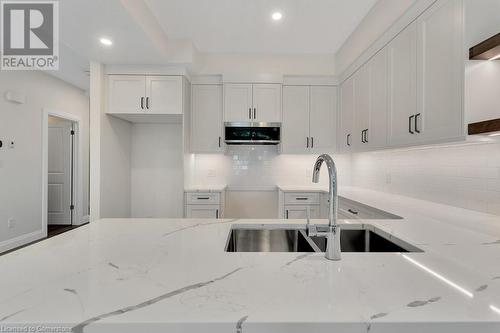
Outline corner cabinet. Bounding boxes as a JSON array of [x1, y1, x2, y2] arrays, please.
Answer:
[[282, 85, 337, 153], [107, 75, 184, 117], [224, 83, 281, 123], [190, 84, 223, 153]]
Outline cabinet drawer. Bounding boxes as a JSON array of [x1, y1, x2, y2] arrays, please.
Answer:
[[284, 192, 320, 205], [185, 205, 220, 219], [185, 192, 220, 205], [284, 205, 320, 219]]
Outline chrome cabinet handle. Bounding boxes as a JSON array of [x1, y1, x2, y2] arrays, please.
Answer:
[[253, 108, 256, 119], [306, 137, 309, 148], [347, 134, 351, 146], [249, 108, 252, 119], [415, 113, 421, 133], [409, 115, 415, 134], [361, 131, 365, 143], [311, 137, 314, 148], [146, 97, 150, 109], [140, 97, 144, 109]]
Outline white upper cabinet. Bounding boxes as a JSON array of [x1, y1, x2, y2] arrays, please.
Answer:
[[146, 76, 183, 114], [310, 86, 337, 152], [282, 86, 310, 153], [108, 75, 146, 114], [353, 64, 370, 151], [107, 75, 184, 116], [388, 21, 418, 147], [416, 0, 464, 143], [223, 84, 253, 122], [282, 85, 337, 153], [338, 76, 354, 153], [191, 85, 223, 153], [252, 84, 282, 122], [368, 48, 389, 149], [224, 83, 281, 122]]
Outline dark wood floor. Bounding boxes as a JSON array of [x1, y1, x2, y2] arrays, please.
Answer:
[[47, 224, 82, 238]]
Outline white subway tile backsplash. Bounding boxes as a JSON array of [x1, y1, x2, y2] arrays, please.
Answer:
[[351, 142, 500, 216]]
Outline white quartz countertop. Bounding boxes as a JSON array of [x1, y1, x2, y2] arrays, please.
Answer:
[[184, 185, 227, 192], [1, 187, 500, 333], [277, 184, 328, 192]]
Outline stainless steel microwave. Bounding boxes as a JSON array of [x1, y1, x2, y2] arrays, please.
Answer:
[[224, 122, 281, 145]]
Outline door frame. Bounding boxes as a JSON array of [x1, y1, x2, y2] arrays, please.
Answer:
[[42, 109, 85, 237]]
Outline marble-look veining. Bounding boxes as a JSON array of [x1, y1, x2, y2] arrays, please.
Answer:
[[1, 188, 500, 333]]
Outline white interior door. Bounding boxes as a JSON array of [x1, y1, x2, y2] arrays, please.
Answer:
[[282, 86, 310, 153], [252, 84, 282, 122], [48, 116, 73, 225]]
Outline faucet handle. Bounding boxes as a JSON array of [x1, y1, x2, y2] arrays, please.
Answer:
[[306, 206, 310, 226]]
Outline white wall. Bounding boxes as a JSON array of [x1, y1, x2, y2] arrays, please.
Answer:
[[334, 0, 417, 75], [192, 53, 336, 77], [131, 123, 184, 218], [0, 71, 89, 251], [350, 142, 500, 215]]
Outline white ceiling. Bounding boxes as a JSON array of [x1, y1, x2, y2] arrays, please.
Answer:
[[144, 0, 377, 54]]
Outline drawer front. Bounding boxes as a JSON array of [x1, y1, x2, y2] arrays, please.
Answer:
[[185, 192, 220, 205], [338, 200, 375, 219], [185, 205, 220, 218], [284, 205, 320, 219], [284, 192, 320, 205]]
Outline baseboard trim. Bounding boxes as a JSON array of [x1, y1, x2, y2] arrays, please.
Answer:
[[0, 230, 46, 254]]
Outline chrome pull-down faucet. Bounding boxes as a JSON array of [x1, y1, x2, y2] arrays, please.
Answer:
[[307, 154, 341, 261]]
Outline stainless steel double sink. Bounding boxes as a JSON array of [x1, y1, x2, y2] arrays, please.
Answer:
[[225, 225, 422, 253]]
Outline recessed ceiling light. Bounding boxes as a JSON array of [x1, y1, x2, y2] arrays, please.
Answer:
[[272, 12, 282, 21], [99, 37, 113, 46]]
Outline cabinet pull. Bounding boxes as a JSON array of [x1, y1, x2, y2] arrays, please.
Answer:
[[409, 115, 415, 134], [415, 113, 421, 133], [348, 209, 359, 215], [140, 97, 144, 109], [306, 137, 309, 148], [146, 97, 150, 109], [249, 108, 252, 119], [216, 209, 219, 219], [253, 108, 256, 119], [286, 210, 289, 219], [347, 134, 351, 146], [364, 129, 369, 143], [361, 131, 365, 143], [197, 197, 210, 200], [295, 197, 308, 201], [311, 137, 314, 148], [218, 136, 221, 148]]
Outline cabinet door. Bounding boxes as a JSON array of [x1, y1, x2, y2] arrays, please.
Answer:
[[224, 84, 253, 122], [310, 86, 337, 152], [369, 48, 389, 149], [191, 85, 223, 153], [284, 206, 320, 219], [353, 65, 370, 151], [338, 76, 354, 152], [107, 75, 146, 114], [185, 205, 220, 218], [388, 22, 418, 146], [416, 0, 464, 143], [252, 84, 282, 122], [282, 86, 310, 153], [146, 76, 183, 114]]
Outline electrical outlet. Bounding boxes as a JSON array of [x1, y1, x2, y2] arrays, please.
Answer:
[[8, 140, 15, 149], [385, 173, 392, 184], [7, 218, 15, 229]]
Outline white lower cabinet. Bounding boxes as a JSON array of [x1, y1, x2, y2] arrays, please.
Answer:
[[184, 191, 225, 219], [284, 205, 320, 219]]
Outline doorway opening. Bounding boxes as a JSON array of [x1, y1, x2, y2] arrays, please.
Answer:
[[43, 110, 85, 240]]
